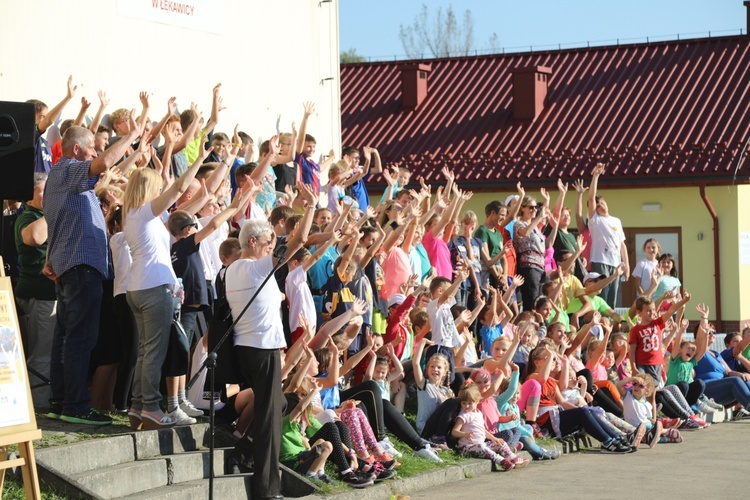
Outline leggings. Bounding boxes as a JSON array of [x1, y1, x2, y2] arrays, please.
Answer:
[[656, 386, 692, 419], [341, 380, 423, 450], [577, 369, 623, 418], [675, 379, 706, 406], [340, 407, 379, 457], [458, 441, 516, 464], [541, 406, 619, 443], [309, 421, 352, 473], [421, 398, 461, 443]]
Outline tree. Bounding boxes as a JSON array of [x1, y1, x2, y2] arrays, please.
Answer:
[[399, 4, 498, 59], [340, 48, 366, 64]]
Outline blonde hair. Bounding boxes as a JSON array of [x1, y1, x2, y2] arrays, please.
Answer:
[[461, 210, 478, 226], [122, 168, 163, 226], [632, 373, 656, 397], [457, 380, 481, 403], [426, 353, 450, 386]]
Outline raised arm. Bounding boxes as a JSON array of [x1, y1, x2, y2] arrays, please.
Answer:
[[412, 338, 432, 388], [588, 163, 604, 219], [73, 97, 90, 127], [145, 97, 177, 144], [151, 140, 213, 217], [552, 179, 568, 218], [89, 110, 140, 177], [204, 83, 223, 135], [499, 183, 525, 228], [295, 102, 315, 155], [660, 291, 691, 323], [38, 76, 76, 134], [87, 91, 110, 133], [572, 179, 588, 233]]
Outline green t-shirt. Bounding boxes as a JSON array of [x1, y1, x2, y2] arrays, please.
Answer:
[[666, 356, 698, 385], [279, 414, 323, 463], [14, 205, 55, 300], [742, 344, 750, 361], [474, 225, 503, 258], [566, 294, 609, 315]]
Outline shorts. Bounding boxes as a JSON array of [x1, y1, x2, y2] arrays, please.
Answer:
[[637, 364, 663, 384]]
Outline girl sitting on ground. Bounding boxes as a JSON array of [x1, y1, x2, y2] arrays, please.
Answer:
[[618, 373, 682, 447], [451, 380, 529, 471]]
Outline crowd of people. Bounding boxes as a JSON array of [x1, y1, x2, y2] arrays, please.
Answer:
[[8, 78, 750, 499]]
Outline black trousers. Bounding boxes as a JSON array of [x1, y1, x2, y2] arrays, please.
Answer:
[[231, 346, 285, 499], [676, 379, 706, 406]]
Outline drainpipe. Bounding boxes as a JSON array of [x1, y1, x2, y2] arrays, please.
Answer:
[[699, 186, 722, 332]]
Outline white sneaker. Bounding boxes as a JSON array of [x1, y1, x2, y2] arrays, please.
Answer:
[[701, 397, 724, 411], [415, 445, 443, 463], [378, 438, 402, 457], [180, 400, 204, 418], [169, 407, 197, 425], [695, 400, 715, 414]]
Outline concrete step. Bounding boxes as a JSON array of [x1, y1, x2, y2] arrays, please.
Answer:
[[118, 474, 253, 500], [36, 434, 136, 476], [134, 423, 214, 459], [69, 458, 169, 498]]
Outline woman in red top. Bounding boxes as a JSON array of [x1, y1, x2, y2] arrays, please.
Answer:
[[526, 346, 632, 454]]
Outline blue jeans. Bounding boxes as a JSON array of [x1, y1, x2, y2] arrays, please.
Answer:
[[702, 376, 750, 408], [49, 265, 103, 415], [127, 284, 174, 412]]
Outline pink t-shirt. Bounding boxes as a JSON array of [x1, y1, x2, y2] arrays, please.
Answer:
[[457, 409, 487, 447], [585, 358, 608, 382], [422, 230, 452, 279], [380, 247, 412, 300]]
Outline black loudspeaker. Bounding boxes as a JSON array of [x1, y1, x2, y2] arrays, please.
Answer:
[[0, 101, 35, 201]]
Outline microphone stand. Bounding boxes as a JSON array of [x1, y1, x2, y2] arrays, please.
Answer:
[[187, 254, 287, 500]]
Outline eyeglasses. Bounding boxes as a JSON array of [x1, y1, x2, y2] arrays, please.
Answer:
[[525, 205, 538, 210], [181, 222, 198, 230], [633, 383, 647, 389]]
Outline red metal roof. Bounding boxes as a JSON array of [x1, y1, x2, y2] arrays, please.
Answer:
[[341, 35, 750, 189]]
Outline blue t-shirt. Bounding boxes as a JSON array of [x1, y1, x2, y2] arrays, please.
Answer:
[[350, 178, 370, 214], [34, 129, 53, 174], [720, 347, 744, 372], [695, 350, 726, 382], [479, 324, 502, 357]]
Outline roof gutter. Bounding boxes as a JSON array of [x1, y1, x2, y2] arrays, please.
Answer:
[[699, 185, 723, 331]]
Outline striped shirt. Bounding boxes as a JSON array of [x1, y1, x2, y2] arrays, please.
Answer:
[[45, 157, 110, 278]]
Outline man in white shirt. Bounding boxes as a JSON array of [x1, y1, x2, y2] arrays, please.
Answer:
[[587, 163, 629, 308]]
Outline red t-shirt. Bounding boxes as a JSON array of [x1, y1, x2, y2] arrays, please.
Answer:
[[628, 317, 665, 366]]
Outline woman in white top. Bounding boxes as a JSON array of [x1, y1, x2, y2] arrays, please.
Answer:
[[123, 143, 212, 430]]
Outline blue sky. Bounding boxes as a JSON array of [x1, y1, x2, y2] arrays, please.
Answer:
[[340, 0, 744, 60]]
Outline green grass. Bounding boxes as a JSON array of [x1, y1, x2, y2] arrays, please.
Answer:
[[1, 474, 69, 500]]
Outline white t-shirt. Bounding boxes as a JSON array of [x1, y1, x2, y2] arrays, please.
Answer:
[[622, 390, 653, 428], [286, 265, 317, 333], [426, 297, 461, 348], [197, 214, 229, 284], [225, 255, 286, 349], [125, 201, 177, 291], [110, 232, 131, 297], [588, 212, 625, 267], [632, 258, 658, 291]]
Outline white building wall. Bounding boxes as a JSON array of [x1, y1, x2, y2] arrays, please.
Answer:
[[0, 0, 341, 164]]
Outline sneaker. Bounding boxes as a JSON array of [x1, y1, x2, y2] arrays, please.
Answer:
[[535, 448, 561, 460], [600, 439, 630, 454], [732, 408, 750, 421], [375, 458, 398, 470], [701, 397, 724, 411], [60, 409, 112, 426], [169, 407, 197, 425], [47, 402, 63, 420], [679, 417, 701, 430], [689, 414, 710, 428], [378, 438, 402, 457], [415, 445, 443, 463], [511, 456, 530, 468], [514, 442, 523, 452], [659, 417, 682, 429], [695, 400, 716, 414], [492, 458, 514, 471], [339, 471, 374, 488], [371, 462, 397, 482], [179, 400, 204, 418], [648, 421, 664, 448], [528, 422, 548, 438], [316, 473, 337, 485], [627, 423, 647, 449]]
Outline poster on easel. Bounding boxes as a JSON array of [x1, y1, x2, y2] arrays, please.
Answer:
[[0, 288, 30, 428]]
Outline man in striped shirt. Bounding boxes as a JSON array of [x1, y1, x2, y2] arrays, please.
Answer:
[[43, 111, 140, 425]]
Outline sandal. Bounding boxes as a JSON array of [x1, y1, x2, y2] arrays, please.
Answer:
[[141, 412, 176, 430], [127, 410, 142, 431]]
